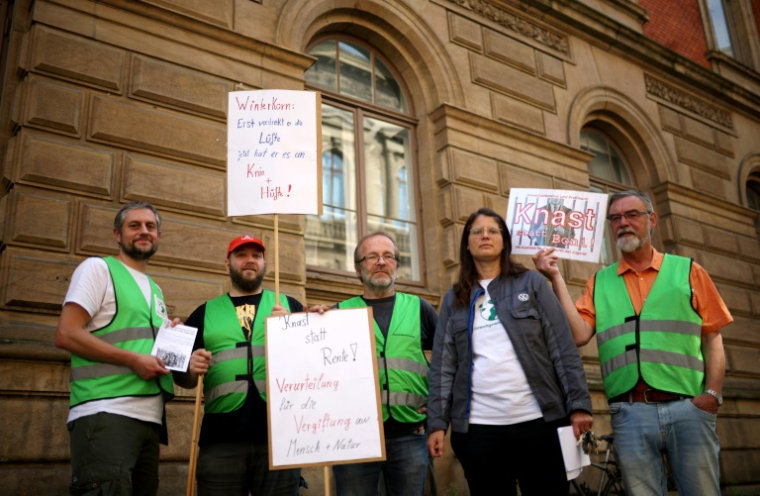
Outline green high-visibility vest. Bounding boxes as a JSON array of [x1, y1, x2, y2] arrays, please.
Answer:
[[595, 254, 704, 398], [69, 257, 174, 407], [202, 291, 288, 413], [339, 293, 428, 423]]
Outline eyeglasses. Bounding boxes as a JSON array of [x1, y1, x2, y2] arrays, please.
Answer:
[[356, 253, 397, 265], [469, 228, 502, 237], [606, 210, 651, 223]]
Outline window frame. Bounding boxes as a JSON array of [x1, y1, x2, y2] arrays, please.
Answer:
[[304, 35, 426, 286], [699, 0, 760, 70], [581, 128, 637, 266]]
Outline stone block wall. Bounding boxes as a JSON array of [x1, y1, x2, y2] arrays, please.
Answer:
[[1, 0, 759, 494], [0, 1, 313, 492]]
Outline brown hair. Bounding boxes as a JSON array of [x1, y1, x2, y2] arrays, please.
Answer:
[[453, 208, 527, 307]]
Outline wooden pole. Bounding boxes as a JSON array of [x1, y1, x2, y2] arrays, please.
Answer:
[[324, 465, 330, 495], [274, 214, 280, 305], [186, 374, 204, 496]]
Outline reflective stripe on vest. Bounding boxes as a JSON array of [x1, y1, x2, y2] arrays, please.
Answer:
[[202, 291, 288, 413], [69, 256, 174, 406], [338, 293, 428, 423], [595, 254, 704, 398]]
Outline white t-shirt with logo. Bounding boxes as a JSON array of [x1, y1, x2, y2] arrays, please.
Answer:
[[469, 279, 543, 425], [64, 257, 164, 425]]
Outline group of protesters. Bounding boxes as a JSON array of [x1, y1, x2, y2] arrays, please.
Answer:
[[56, 189, 731, 496]]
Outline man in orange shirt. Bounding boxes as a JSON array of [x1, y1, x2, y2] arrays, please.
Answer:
[[533, 190, 731, 496]]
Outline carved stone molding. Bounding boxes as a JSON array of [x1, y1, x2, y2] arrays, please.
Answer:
[[645, 74, 733, 130], [442, 0, 570, 56]]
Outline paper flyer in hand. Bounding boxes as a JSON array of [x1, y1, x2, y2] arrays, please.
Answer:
[[151, 321, 198, 372], [557, 426, 590, 481], [506, 188, 609, 263]]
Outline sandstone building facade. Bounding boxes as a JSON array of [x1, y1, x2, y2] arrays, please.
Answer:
[[0, 0, 758, 493]]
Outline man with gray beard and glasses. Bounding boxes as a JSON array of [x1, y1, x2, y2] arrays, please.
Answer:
[[533, 190, 732, 496], [329, 232, 437, 496], [174, 235, 304, 495]]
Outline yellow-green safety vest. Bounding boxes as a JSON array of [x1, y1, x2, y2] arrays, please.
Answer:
[[202, 291, 288, 413], [595, 254, 704, 398], [338, 293, 428, 423], [69, 256, 174, 407]]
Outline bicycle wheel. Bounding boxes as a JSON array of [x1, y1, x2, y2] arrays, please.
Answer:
[[600, 473, 626, 496]]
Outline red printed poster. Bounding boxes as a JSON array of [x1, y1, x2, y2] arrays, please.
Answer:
[[227, 90, 322, 216], [265, 308, 385, 469], [506, 188, 609, 263]]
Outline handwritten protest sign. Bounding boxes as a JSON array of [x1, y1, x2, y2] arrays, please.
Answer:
[[506, 188, 609, 263], [266, 308, 385, 469], [227, 90, 322, 216]]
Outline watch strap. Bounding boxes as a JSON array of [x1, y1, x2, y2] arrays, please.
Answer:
[[704, 389, 723, 406]]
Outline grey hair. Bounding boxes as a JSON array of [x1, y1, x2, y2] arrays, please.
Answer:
[[114, 201, 162, 232], [353, 231, 400, 266], [609, 190, 655, 214]]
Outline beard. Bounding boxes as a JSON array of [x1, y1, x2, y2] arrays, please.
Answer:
[[120, 237, 157, 261], [360, 266, 397, 293], [616, 226, 650, 253], [230, 264, 266, 293]]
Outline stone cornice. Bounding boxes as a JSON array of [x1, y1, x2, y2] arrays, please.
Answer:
[[440, 0, 570, 56], [512, 0, 760, 118], [644, 75, 733, 130]]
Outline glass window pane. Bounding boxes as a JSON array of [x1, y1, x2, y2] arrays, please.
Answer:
[[589, 153, 612, 181], [305, 40, 337, 92], [321, 104, 357, 210], [305, 209, 358, 272], [610, 150, 632, 185], [375, 57, 407, 113], [339, 41, 372, 102], [748, 178, 760, 210], [367, 216, 419, 281], [363, 117, 415, 222], [582, 130, 633, 187], [585, 131, 608, 155], [708, 0, 734, 56]]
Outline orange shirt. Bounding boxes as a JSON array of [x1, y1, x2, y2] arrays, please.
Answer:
[[576, 248, 732, 336]]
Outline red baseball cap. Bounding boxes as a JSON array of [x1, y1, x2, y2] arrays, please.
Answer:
[[227, 234, 265, 257]]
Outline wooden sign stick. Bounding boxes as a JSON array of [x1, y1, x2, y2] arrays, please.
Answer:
[[186, 374, 205, 496], [274, 214, 280, 305]]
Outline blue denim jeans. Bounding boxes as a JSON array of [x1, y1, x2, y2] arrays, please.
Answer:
[[332, 433, 428, 496], [610, 398, 720, 496]]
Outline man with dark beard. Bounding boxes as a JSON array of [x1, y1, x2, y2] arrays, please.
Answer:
[[533, 190, 732, 496], [331, 232, 437, 496], [55, 201, 175, 495], [174, 235, 304, 495]]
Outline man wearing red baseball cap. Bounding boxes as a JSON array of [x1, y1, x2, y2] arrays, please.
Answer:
[[175, 234, 304, 495]]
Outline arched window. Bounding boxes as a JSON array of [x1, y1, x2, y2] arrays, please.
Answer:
[[580, 128, 636, 265], [747, 172, 760, 237], [747, 173, 760, 211], [304, 38, 420, 281]]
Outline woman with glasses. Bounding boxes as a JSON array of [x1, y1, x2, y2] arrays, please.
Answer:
[[426, 208, 593, 495]]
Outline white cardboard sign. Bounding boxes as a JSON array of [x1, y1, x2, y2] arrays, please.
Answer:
[[266, 308, 385, 469], [227, 90, 322, 216], [506, 188, 609, 263]]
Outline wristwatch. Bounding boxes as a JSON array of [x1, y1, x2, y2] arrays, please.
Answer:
[[703, 389, 723, 406]]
